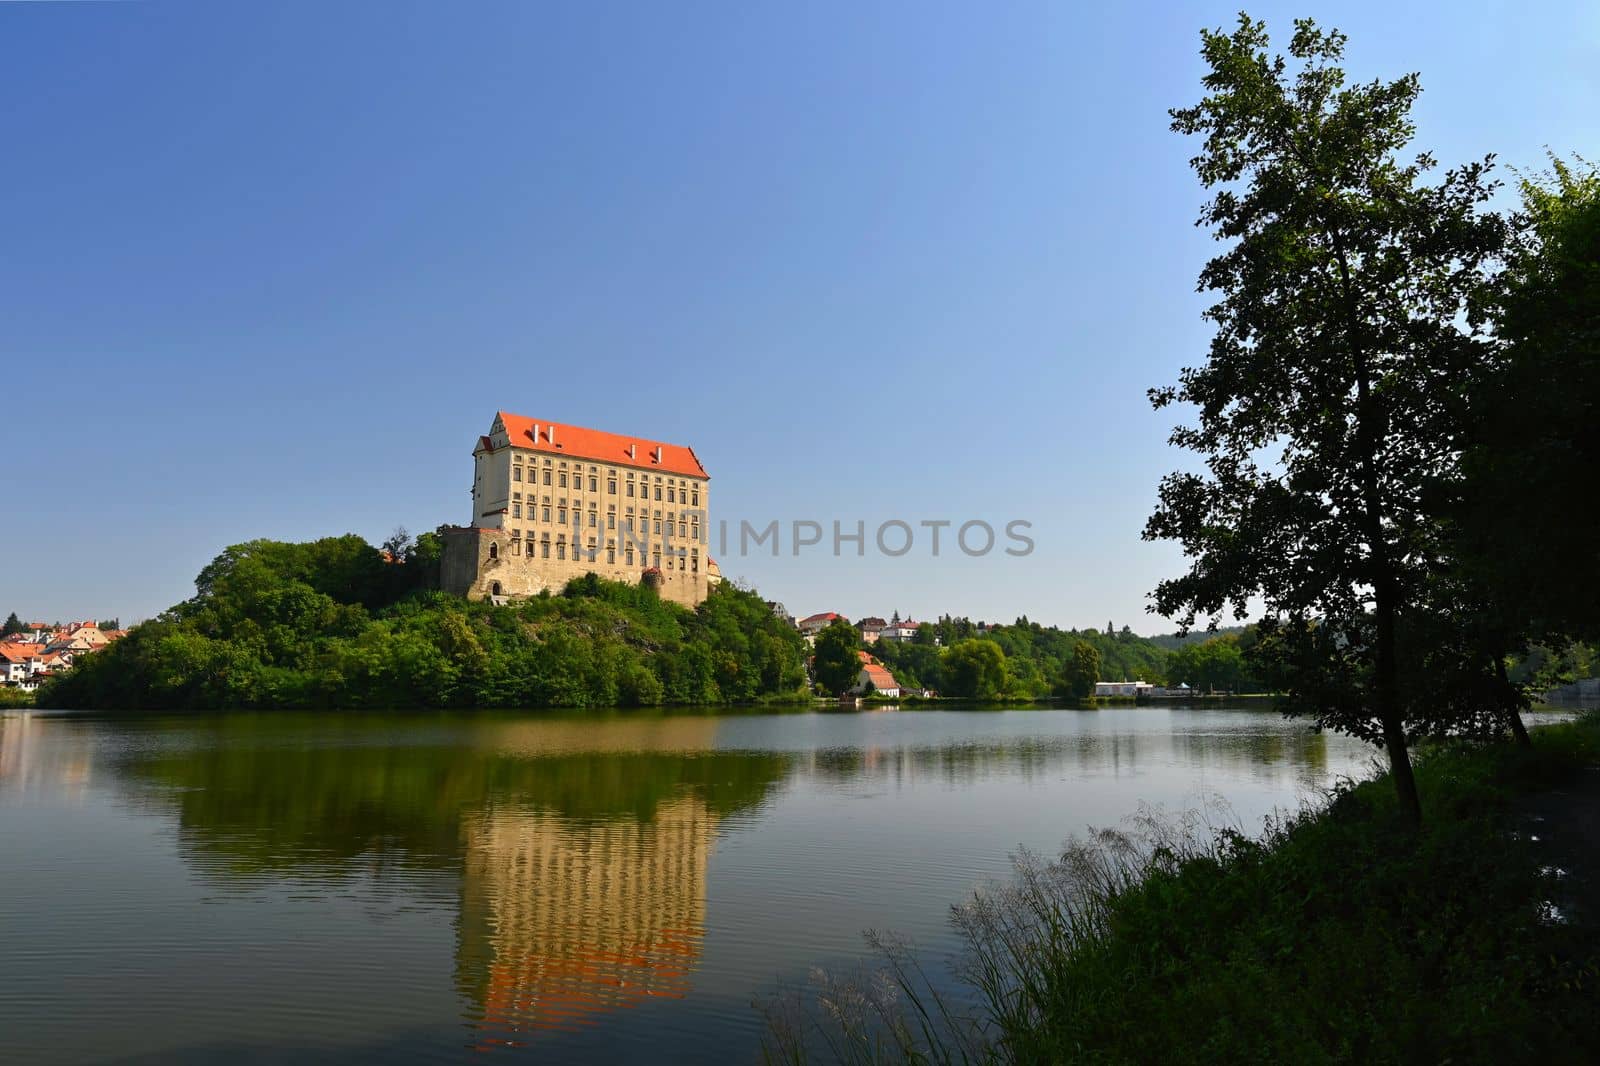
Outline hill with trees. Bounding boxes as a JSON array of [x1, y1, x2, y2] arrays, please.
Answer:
[[40, 535, 808, 711]]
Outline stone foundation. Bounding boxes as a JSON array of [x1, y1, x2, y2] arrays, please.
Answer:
[[438, 526, 709, 607]]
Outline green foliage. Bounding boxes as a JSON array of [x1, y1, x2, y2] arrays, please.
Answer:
[[940, 639, 1009, 699], [0, 685, 33, 709], [1055, 640, 1100, 699], [1147, 15, 1511, 819], [1166, 633, 1255, 693], [1458, 157, 1600, 649], [39, 537, 807, 710], [811, 618, 862, 695], [3, 612, 24, 637], [870, 618, 1168, 701]]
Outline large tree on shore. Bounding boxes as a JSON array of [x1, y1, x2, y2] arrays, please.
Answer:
[[2, 612, 23, 637], [1146, 15, 1508, 823], [1458, 160, 1600, 648], [811, 619, 861, 696]]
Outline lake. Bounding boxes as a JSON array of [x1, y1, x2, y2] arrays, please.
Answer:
[[1, 706, 1378, 1063]]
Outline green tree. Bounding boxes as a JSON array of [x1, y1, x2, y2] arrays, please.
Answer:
[[1147, 16, 1508, 823], [1458, 158, 1600, 650], [1056, 640, 1101, 699], [811, 619, 861, 695], [941, 639, 1008, 699], [1, 612, 22, 637]]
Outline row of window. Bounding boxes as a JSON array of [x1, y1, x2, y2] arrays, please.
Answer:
[[496, 536, 700, 571], [505, 498, 700, 538], [509, 459, 701, 505]]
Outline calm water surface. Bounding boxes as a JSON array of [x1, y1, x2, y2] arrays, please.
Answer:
[[2, 706, 1379, 1063]]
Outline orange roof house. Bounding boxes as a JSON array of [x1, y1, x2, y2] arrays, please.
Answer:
[[858, 664, 901, 695]]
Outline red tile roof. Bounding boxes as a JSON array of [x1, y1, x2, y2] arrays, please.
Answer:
[[484, 412, 709, 479], [862, 664, 899, 690], [800, 612, 843, 625], [0, 644, 43, 663]]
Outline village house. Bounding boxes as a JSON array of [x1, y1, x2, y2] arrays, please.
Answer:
[[439, 412, 714, 608], [852, 651, 903, 698], [877, 619, 922, 644], [0, 621, 123, 692], [855, 617, 887, 644], [797, 612, 846, 640]]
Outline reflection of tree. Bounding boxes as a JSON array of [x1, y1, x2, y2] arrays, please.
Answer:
[[107, 714, 791, 878]]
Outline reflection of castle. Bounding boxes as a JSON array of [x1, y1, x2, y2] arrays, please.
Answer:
[[458, 796, 716, 1045], [0, 715, 93, 801]]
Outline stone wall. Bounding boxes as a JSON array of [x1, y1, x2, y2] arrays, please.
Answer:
[[439, 525, 709, 607]]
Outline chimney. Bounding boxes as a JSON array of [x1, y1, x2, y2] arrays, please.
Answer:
[[653, 446, 662, 464], [629, 443, 636, 460], [532, 422, 540, 444], [547, 424, 555, 445]]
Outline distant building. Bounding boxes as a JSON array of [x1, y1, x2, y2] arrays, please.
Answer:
[[877, 620, 921, 644], [797, 612, 846, 639], [1094, 681, 1154, 698], [440, 412, 712, 608], [856, 617, 887, 644], [853, 662, 902, 698]]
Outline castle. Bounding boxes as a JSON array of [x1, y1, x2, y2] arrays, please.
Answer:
[[439, 412, 716, 607]]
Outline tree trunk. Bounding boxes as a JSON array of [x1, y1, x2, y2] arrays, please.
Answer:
[[1496, 655, 1531, 747], [1374, 584, 1423, 825], [1331, 232, 1422, 827]]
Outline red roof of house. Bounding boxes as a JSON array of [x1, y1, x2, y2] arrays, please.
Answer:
[[0, 644, 43, 663], [800, 612, 843, 625], [862, 664, 899, 690], [856, 650, 880, 664], [483, 412, 709, 479]]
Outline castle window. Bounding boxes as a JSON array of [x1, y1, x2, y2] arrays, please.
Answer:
[[541, 537, 550, 559], [608, 478, 616, 494], [653, 518, 661, 535], [626, 482, 634, 497], [678, 519, 687, 538], [543, 469, 551, 486], [653, 550, 661, 569], [512, 503, 521, 518], [692, 489, 699, 506], [691, 550, 699, 572], [589, 476, 598, 492], [511, 538, 521, 556], [625, 545, 634, 565], [513, 467, 522, 482], [556, 539, 566, 561], [607, 542, 616, 563], [667, 487, 675, 504], [559, 472, 568, 488], [654, 485, 662, 501], [542, 506, 551, 522], [588, 509, 597, 528], [488, 543, 499, 561]]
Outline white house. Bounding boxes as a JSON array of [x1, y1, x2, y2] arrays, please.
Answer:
[[877, 620, 921, 643], [1094, 681, 1154, 698]]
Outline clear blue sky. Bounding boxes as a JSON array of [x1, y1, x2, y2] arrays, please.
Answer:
[[3, 1, 1596, 631]]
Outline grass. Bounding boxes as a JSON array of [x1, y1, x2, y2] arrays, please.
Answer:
[[765, 714, 1600, 1064]]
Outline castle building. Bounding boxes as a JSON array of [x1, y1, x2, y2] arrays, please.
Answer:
[[440, 412, 715, 607]]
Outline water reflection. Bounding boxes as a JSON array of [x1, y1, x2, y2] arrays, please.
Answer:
[[0, 707, 1385, 1063], [459, 798, 715, 1044]]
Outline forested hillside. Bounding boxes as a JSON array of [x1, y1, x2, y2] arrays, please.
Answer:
[[41, 536, 808, 710]]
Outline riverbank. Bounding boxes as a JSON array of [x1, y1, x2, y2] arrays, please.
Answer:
[[769, 713, 1600, 1063]]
